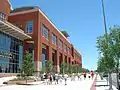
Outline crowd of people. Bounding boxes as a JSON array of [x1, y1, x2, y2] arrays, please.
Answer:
[[41, 71, 95, 85]]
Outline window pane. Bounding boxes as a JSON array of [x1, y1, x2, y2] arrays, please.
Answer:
[[41, 24, 49, 40], [46, 29, 49, 39], [42, 25, 44, 36], [26, 21, 33, 33], [52, 33, 56, 45]]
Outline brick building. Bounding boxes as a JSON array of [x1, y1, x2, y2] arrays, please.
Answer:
[[0, 0, 31, 77], [0, 0, 82, 76]]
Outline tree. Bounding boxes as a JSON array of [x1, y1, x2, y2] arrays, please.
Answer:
[[109, 26, 120, 89], [97, 57, 107, 72], [60, 63, 69, 74], [21, 51, 34, 84], [97, 34, 116, 90], [68, 64, 73, 74], [45, 60, 53, 73]]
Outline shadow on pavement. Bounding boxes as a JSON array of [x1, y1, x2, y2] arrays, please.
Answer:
[[96, 80, 106, 82], [95, 84, 109, 87]]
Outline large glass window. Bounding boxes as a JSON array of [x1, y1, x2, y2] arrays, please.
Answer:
[[68, 47, 71, 54], [26, 21, 33, 33], [64, 44, 67, 52], [0, 31, 23, 73], [58, 39, 62, 50], [41, 24, 49, 40], [52, 33, 56, 45]]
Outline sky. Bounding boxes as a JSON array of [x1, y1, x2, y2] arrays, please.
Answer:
[[9, 0, 120, 70]]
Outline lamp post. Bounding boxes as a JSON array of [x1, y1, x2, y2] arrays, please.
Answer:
[[101, 0, 113, 90], [101, 0, 108, 38]]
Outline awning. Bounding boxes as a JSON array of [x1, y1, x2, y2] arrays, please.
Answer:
[[0, 20, 31, 40]]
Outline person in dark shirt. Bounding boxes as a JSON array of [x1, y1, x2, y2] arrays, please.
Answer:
[[0, 66, 2, 73]]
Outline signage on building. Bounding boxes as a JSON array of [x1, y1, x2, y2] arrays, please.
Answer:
[[0, 51, 13, 59]]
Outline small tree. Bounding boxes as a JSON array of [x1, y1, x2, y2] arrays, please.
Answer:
[[21, 51, 34, 83], [68, 64, 72, 74], [97, 34, 116, 89], [46, 60, 53, 73]]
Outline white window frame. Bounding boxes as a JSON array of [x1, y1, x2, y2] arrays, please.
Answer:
[[26, 21, 33, 34]]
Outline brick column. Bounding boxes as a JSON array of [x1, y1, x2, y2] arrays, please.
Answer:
[[56, 51, 60, 73], [48, 46, 52, 61], [49, 31, 52, 61]]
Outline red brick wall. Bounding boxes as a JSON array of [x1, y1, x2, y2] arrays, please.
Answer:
[[0, 0, 11, 20], [8, 9, 82, 71]]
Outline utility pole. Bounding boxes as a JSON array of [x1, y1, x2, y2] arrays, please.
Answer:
[[101, 0, 108, 39], [101, 0, 113, 90]]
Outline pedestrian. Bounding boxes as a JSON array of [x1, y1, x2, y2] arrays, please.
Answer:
[[47, 73, 51, 85], [91, 71, 94, 79], [55, 73, 59, 84], [64, 73, 68, 85], [83, 72, 86, 80], [49, 74, 53, 85], [44, 73, 48, 85], [71, 73, 75, 81], [59, 74, 62, 83], [88, 72, 91, 80], [53, 74, 56, 81], [77, 73, 80, 80]]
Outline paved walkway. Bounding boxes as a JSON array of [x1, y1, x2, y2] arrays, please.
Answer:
[[0, 76, 16, 86], [0, 74, 96, 90], [95, 74, 117, 90]]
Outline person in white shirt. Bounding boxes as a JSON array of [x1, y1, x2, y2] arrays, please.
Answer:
[[64, 73, 68, 85], [59, 74, 62, 83], [55, 73, 59, 84]]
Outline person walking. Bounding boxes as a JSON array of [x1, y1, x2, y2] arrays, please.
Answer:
[[91, 71, 94, 80], [47, 73, 51, 85], [49, 74, 53, 85], [83, 72, 86, 80], [59, 74, 62, 83], [88, 72, 91, 80], [64, 73, 68, 85], [77, 73, 80, 80], [44, 73, 48, 85], [55, 73, 59, 84], [71, 73, 75, 81]]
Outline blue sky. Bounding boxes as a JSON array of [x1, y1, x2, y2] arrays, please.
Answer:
[[10, 0, 120, 70]]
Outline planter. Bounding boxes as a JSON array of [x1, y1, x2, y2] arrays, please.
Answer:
[[3, 79, 35, 85]]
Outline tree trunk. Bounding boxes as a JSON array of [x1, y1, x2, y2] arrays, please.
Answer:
[[26, 79, 27, 84], [109, 73, 113, 90], [106, 73, 109, 85], [116, 59, 120, 90], [116, 71, 120, 90]]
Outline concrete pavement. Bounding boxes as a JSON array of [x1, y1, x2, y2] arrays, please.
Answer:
[[0, 74, 96, 90], [96, 74, 117, 90]]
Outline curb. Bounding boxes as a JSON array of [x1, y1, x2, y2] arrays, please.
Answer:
[[90, 74, 97, 90]]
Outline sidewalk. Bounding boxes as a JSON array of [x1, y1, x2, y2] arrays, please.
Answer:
[[0, 76, 17, 86], [95, 74, 117, 90], [0, 74, 96, 90]]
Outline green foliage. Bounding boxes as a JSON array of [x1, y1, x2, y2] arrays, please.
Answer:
[[96, 26, 120, 73], [21, 51, 34, 77], [46, 60, 53, 73], [41, 60, 53, 73], [109, 26, 120, 68], [97, 57, 107, 72], [60, 63, 87, 74]]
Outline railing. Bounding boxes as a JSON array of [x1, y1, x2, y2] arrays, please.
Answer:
[[0, 17, 5, 21]]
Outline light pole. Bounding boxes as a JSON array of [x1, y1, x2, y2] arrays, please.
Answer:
[[101, 0, 113, 90], [101, 0, 108, 38]]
